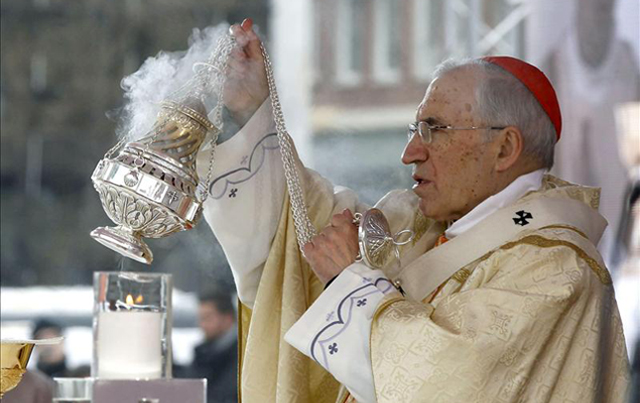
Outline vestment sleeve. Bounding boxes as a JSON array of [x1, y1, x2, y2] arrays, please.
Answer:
[[370, 242, 594, 403], [200, 99, 365, 308], [284, 263, 402, 403], [198, 100, 283, 307]]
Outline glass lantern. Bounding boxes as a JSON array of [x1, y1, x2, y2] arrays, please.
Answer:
[[93, 272, 172, 379]]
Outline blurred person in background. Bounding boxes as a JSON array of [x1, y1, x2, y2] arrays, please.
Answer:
[[614, 102, 640, 403], [624, 196, 640, 402], [32, 318, 68, 378], [182, 287, 238, 403], [631, 341, 640, 403], [545, 0, 640, 266]]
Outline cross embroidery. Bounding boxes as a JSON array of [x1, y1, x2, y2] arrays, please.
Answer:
[[357, 298, 367, 307], [513, 210, 533, 226], [325, 311, 335, 322], [328, 343, 338, 355], [241, 155, 249, 165], [229, 188, 238, 198]]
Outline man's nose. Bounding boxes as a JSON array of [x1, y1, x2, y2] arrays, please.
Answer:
[[401, 135, 428, 165]]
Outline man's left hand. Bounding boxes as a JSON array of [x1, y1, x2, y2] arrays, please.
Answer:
[[303, 209, 359, 284]]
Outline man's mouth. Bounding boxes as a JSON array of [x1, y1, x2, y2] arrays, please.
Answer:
[[412, 174, 431, 188]]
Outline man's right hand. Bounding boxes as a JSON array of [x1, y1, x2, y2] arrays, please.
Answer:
[[225, 19, 269, 127], [303, 209, 360, 285]]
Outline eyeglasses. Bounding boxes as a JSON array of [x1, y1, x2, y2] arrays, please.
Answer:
[[407, 121, 507, 144]]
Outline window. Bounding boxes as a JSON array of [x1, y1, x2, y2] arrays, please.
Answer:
[[373, 0, 402, 84], [413, 0, 446, 80], [336, 0, 367, 85], [448, 0, 472, 59], [481, 0, 525, 57], [413, 0, 526, 79]]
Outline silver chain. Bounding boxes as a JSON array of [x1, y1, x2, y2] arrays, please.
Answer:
[[197, 35, 235, 204], [261, 45, 317, 249], [104, 137, 127, 159], [197, 133, 219, 203]]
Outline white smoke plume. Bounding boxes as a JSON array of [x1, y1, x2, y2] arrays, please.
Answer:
[[115, 23, 231, 141]]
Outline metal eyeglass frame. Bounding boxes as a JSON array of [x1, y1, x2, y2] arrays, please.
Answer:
[[408, 121, 507, 144]]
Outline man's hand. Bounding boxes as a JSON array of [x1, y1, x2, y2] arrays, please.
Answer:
[[225, 19, 269, 127], [303, 209, 360, 284]]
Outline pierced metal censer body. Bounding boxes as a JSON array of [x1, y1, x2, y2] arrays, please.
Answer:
[[91, 36, 234, 264], [91, 101, 214, 264]]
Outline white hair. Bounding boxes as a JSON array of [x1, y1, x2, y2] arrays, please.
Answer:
[[432, 58, 556, 169]]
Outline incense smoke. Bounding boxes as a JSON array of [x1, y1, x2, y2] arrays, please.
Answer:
[[114, 24, 231, 141]]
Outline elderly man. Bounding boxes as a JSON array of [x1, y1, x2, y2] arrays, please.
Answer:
[[198, 19, 630, 403]]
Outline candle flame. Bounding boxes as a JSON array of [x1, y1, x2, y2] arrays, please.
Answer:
[[124, 294, 143, 305]]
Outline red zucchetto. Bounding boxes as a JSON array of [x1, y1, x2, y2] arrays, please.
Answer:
[[482, 56, 562, 141]]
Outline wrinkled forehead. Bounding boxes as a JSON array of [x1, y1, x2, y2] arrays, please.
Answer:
[[416, 66, 483, 120]]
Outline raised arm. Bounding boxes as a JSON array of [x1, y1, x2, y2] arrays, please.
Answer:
[[198, 98, 284, 308], [199, 20, 365, 308]]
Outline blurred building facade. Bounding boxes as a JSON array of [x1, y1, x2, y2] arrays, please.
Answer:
[[272, 0, 527, 204], [271, 0, 639, 244], [309, 0, 524, 122], [0, 0, 268, 289]]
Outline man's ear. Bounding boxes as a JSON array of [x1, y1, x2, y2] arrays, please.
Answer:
[[494, 126, 524, 172]]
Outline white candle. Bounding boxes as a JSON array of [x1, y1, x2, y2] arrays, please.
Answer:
[[96, 311, 163, 379]]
